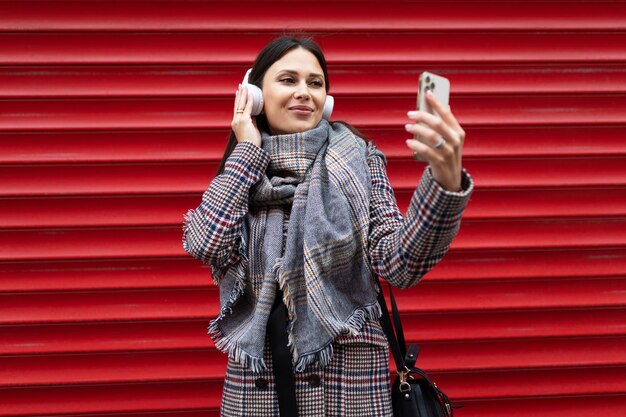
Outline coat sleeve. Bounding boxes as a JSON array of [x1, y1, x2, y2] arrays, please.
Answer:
[[366, 141, 474, 289], [182, 141, 270, 283]]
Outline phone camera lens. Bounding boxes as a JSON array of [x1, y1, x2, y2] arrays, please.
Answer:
[[430, 82, 435, 90], [425, 76, 431, 83]]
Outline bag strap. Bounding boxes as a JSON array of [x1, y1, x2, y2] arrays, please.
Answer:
[[388, 279, 408, 358], [376, 276, 463, 416], [375, 276, 410, 375]]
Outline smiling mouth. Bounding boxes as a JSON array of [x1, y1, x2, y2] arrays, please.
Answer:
[[289, 108, 313, 115]]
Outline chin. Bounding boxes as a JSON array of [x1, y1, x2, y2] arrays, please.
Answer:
[[283, 122, 315, 134], [298, 122, 316, 131], [269, 116, 321, 135]]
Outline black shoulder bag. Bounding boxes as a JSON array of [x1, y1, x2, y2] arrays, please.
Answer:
[[375, 278, 463, 417]]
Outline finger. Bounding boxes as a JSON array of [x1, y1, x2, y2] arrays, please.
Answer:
[[243, 85, 253, 114], [405, 122, 451, 149], [405, 138, 437, 163], [426, 91, 462, 132], [234, 84, 242, 114], [407, 111, 457, 143], [235, 85, 248, 116]]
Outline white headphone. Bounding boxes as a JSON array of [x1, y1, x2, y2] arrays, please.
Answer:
[[242, 68, 334, 120]]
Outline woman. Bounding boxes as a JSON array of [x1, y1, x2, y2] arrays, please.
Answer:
[[182, 35, 473, 417]]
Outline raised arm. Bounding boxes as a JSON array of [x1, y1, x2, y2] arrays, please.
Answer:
[[182, 141, 270, 283], [367, 142, 473, 289]]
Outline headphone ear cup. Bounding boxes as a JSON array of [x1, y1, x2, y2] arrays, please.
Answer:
[[246, 84, 264, 116], [322, 95, 334, 120], [242, 68, 264, 116]]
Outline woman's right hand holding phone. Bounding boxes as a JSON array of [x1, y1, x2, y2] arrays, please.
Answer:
[[404, 91, 466, 192], [232, 83, 262, 147]]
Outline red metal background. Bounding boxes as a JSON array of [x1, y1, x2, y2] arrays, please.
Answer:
[[1, 1, 625, 415]]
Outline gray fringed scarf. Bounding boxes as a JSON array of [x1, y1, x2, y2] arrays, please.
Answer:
[[209, 118, 382, 373]]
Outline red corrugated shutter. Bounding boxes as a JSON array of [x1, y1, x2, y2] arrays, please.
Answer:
[[1, 1, 625, 415]]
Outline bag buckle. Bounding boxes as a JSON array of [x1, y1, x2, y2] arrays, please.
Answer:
[[398, 366, 412, 392]]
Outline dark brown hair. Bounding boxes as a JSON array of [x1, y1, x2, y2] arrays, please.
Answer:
[[216, 34, 369, 176]]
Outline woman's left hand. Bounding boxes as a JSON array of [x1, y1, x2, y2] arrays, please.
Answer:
[[404, 90, 465, 192]]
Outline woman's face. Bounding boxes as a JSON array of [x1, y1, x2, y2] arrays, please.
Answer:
[[261, 47, 327, 135]]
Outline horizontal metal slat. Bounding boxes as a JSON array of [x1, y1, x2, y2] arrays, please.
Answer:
[[0, 195, 203, 228], [402, 308, 626, 341], [1, 156, 625, 197], [0, 258, 209, 292], [421, 336, 626, 371], [2, 246, 625, 294], [1, 348, 625, 396], [431, 366, 626, 399], [388, 277, 626, 311], [39, 413, 217, 417], [86, 395, 613, 417], [0, 163, 210, 196], [2, 1, 625, 32], [3, 186, 625, 230], [34, 413, 217, 417], [0, 380, 221, 416], [2, 32, 626, 65], [2, 316, 622, 372], [0, 288, 213, 325], [397, 186, 626, 219], [1, 383, 625, 417], [2, 95, 626, 131], [0, 350, 225, 387], [372, 125, 626, 158], [0, 319, 210, 355], [2, 286, 625, 337], [423, 247, 626, 281], [3, 216, 626, 260], [331, 64, 626, 95], [417, 336, 626, 372], [406, 157, 626, 188], [42, 413, 217, 417], [0, 129, 229, 163], [456, 395, 626, 417], [0, 348, 624, 401], [2, 124, 625, 166], [452, 217, 626, 250], [3, 64, 626, 98]]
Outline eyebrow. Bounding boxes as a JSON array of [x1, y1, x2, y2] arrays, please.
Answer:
[[277, 69, 324, 79]]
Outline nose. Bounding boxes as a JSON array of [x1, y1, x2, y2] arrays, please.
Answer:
[[294, 80, 310, 100]]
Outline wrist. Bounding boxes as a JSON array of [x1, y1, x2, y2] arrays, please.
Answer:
[[238, 138, 261, 148]]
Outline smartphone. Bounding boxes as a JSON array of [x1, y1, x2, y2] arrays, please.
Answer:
[[417, 71, 450, 117], [413, 72, 450, 160]]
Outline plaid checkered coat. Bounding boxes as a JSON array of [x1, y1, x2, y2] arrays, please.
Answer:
[[183, 140, 473, 416]]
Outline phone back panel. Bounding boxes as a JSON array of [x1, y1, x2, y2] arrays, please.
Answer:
[[417, 71, 450, 118]]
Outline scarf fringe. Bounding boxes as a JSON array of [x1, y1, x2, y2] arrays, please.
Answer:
[[182, 208, 194, 233], [292, 301, 382, 372], [210, 328, 268, 373], [272, 257, 300, 362], [181, 208, 195, 254], [206, 266, 268, 373], [274, 252, 384, 373], [343, 300, 384, 336], [294, 341, 334, 373]]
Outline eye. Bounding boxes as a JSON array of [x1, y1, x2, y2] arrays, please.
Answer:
[[280, 77, 295, 83], [311, 81, 323, 87]]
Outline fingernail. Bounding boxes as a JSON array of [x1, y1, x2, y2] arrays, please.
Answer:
[[404, 123, 413, 131], [426, 90, 433, 97], [405, 139, 412, 145], [407, 111, 417, 117]]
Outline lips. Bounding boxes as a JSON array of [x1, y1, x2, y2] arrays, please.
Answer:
[[288, 106, 313, 112]]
